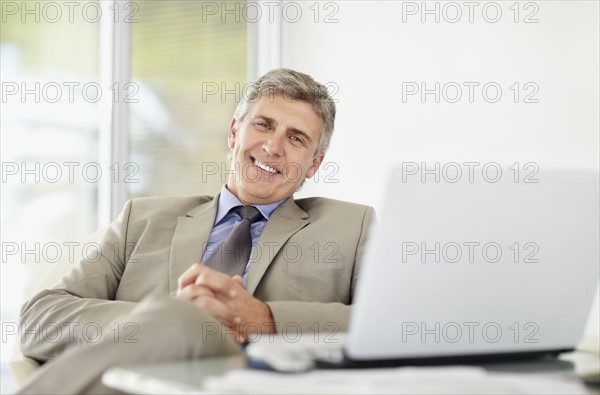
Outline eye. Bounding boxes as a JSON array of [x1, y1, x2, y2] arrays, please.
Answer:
[[254, 121, 270, 130], [290, 135, 304, 144]]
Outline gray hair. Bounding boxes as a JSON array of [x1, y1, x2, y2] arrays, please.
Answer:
[[234, 68, 336, 155]]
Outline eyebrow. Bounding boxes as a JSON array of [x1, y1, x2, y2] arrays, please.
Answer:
[[251, 115, 314, 145]]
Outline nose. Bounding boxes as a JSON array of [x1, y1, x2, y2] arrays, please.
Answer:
[[262, 133, 284, 157]]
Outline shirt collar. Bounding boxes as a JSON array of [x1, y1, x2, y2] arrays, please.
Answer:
[[214, 185, 288, 225]]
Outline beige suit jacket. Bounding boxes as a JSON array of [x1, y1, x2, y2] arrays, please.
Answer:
[[20, 194, 375, 362]]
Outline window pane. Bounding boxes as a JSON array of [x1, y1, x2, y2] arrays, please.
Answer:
[[0, 2, 99, 375], [129, 0, 247, 198]]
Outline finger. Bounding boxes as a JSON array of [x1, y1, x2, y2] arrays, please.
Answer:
[[176, 284, 215, 301], [175, 283, 194, 300], [177, 284, 238, 324], [231, 275, 244, 287], [182, 284, 215, 300], [195, 294, 239, 326], [194, 268, 237, 298], [177, 263, 203, 290]]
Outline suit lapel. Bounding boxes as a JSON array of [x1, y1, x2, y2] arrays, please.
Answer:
[[246, 198, 310, 295], [168, 195, 219, 294]]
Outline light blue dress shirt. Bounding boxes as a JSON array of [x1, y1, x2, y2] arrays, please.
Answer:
[[201, 185, 287, 287]]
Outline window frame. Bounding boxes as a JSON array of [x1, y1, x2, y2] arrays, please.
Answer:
[[98, 0, 281, 225]]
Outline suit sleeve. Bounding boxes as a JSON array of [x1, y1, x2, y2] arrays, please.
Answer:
[[19, 200, 138, 362], [265, 206, 376, 333]]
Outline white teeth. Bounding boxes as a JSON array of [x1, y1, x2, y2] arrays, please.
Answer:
[[253, 159, 277, 174]]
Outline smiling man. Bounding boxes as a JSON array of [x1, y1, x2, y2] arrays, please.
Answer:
[[17, 69, 375, 394], [229, 90, 326, 204]]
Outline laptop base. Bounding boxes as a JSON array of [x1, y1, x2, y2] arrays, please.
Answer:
[[315, 349, 573, 370]]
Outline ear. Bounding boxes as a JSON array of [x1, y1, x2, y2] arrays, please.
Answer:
[[305, 153, 325, 179], [227, 118, 238, 149]]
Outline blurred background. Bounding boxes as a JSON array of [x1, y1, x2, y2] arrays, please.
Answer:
[[1, 1, 598, 392]]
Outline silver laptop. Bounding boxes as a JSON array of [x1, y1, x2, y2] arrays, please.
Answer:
[[247, 165, 599, 369]]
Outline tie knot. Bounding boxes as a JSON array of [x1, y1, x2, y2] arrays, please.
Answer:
[[235, 205, 263, 223]]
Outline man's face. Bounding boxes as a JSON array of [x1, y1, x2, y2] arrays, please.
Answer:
[[226, 94, 325, 205]]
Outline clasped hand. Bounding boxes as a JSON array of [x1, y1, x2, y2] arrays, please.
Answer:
[[176, 263, 276, 343]]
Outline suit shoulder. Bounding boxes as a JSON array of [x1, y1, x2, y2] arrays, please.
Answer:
[[127, 195, 214, 217], [294, 197, 373, 216]]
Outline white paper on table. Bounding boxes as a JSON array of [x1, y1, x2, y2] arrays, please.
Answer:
[[203, 366, 589, 394]]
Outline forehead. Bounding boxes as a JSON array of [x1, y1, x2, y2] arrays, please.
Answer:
[[246, 94, 323, 137]]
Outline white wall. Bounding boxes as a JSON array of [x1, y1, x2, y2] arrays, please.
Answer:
[[284, 1, 599, 339]]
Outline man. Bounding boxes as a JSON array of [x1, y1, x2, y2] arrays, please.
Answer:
[[17, 69, 375, 394]]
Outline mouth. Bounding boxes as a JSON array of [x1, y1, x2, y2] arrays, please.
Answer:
[[251, 156, 281, 175]]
